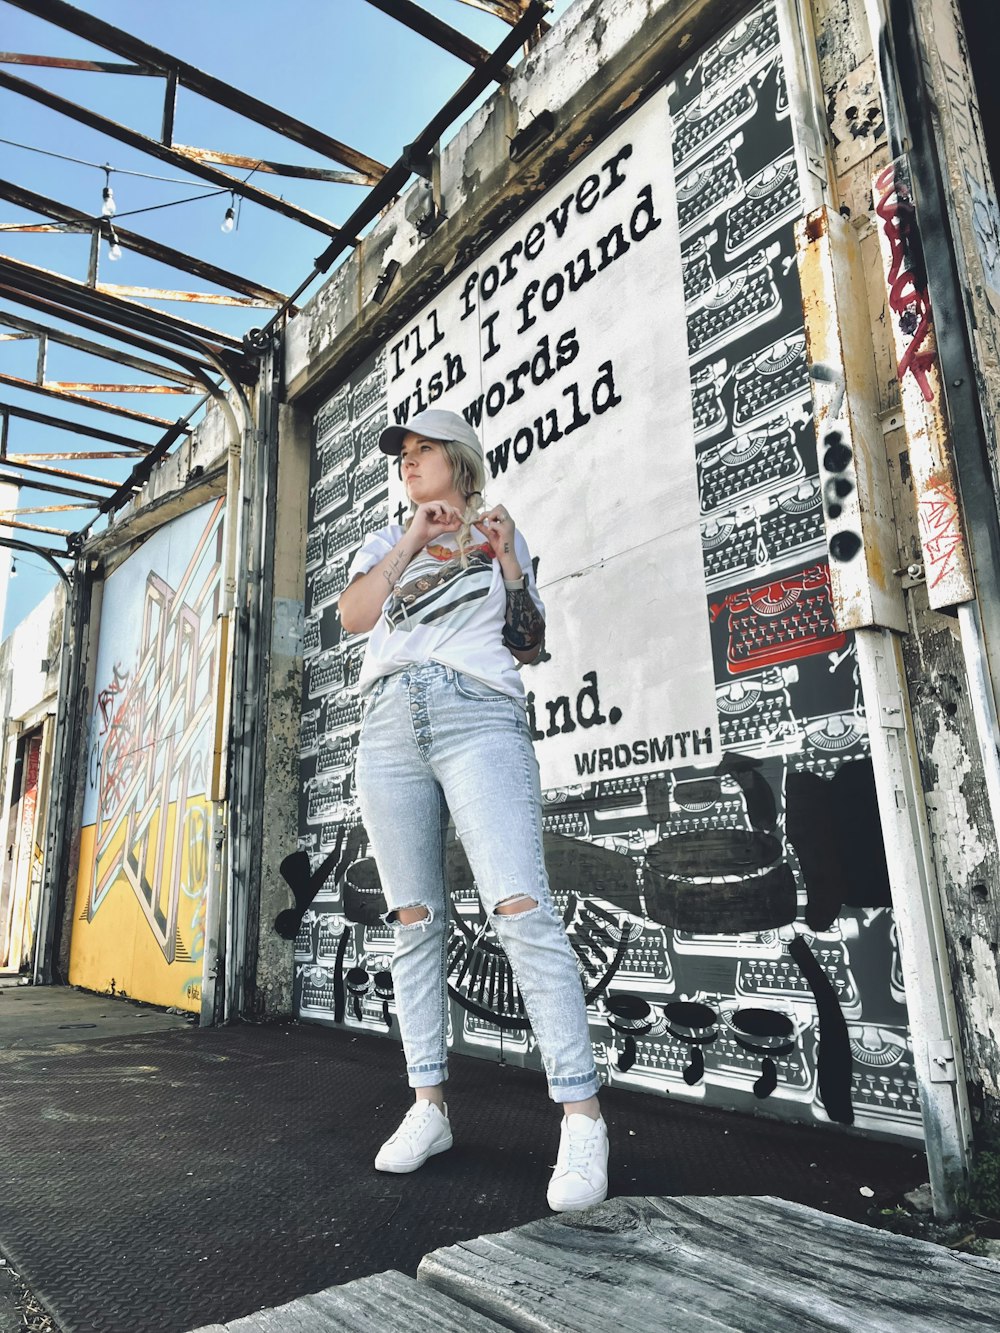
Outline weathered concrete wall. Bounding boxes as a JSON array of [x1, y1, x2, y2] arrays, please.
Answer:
[[250, 397, 312, 1018]]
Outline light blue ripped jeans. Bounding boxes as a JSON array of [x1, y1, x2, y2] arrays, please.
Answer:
[[354, 662, 599, 1103]]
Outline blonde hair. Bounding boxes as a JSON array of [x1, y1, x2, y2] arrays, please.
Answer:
[[404, 436, 486, 566]]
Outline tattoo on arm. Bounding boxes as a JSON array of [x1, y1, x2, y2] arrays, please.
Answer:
[[382, 548, 407, 588], [502, 588, 544, 651]]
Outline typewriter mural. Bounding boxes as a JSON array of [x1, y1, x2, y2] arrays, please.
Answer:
[[70, 499, 224, 1012], [293, 2, 919, 1142]]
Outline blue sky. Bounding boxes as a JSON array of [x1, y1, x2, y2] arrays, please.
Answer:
[[1, 0, 572, 635]]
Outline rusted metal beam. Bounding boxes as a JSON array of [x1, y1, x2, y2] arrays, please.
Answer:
[[0, 180, 288, 305], [0, 401, 152, 450], [0, 534, 71, 563], [0, 222, 87, 233], [0, 515, 71, 536], [362, 0, 514, 78], [96, 283, 279, 308], [5, 0, 389, 179], [0, 284, 221, 383], [0, 52, 149, 74], [0, 467, 111, 501], [2, 457, 119, 488], [98, 414, 196, 515], [312, 0, 547, 279], [1, 502, 92, 513], [43, 381, 190, 394], [170, 145, 375, 187], [0, 310, 205, 389], [0, 68, 345, 237], [8, 451, 145, 461], [0, 371, 181, 427], [0, 252, 245, 355]]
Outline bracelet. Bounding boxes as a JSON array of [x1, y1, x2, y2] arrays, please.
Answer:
[[503, 575, 527, 591]]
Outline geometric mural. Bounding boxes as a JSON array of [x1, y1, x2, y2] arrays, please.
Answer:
[[293, 4, 921, 1142], [70, 498, 224, 1012]]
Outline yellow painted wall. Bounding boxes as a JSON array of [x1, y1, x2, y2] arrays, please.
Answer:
[[69, 795, 211, 1011]]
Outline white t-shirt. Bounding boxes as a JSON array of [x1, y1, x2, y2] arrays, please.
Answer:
[[344, 523, 545, 698]]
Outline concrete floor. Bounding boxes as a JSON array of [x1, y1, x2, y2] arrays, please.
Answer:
[[0, 977, 192, 1047]]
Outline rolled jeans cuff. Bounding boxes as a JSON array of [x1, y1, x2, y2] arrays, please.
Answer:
[[407, 1062, 448, 1089], [549, 1068, 601, 1103]]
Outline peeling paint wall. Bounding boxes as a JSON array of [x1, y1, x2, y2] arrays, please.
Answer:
[[812, 0, 1000, 1134]]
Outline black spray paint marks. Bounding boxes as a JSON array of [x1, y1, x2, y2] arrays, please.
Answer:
[[604, 995, 654, 1073], [788, 934, 854, 1124], [718, 751, 779, 831], [664, 1001, 719, 1086], [786, 759, 891, 931], [333, 926, 350, 1025], [730, 1008, 796, 1100], [644, 831, 796, 933], [274, 835, 345, 940]]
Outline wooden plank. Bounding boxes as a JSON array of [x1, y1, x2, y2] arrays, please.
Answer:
[[192, 1268, 508, 1332], [418, 1196, 1000, 1333]]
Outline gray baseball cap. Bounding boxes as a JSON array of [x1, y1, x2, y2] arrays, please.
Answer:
[[378, 408, 483, 457]]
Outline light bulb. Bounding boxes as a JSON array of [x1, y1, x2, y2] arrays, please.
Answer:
[[9, 560, 17, 578], [221, 205, 235, 233], [101, 184, 116, 217], [108, 240, 122, 261]]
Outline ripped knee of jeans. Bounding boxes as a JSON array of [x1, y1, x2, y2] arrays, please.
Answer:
[[493, 894, 539, 919], [384, 904, 434, 929]]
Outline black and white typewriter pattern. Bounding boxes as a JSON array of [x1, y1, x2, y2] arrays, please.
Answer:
[[293, 0, 919, 1145]]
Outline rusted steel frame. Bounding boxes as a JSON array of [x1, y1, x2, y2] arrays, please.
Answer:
[[0, 534, 71, 564], [8, 451, 144, 461], [0, 223, 87, 233], [0, 252, 245, 355], [2, 457, 119, 488], [170, 145, 372, 187], [0, 284, 221, 384], [96, 283, 279, 309], [0, 68, 344, 237], [0, 372, 180, 427], [0, 401, 153, 450], [0, 308, 205, 389], [97, 415, 195, 515], [2, 501, 91, 513], [0, 181, 287, 305], [0, 467, 110, 501], [452, 0, 549, 36], [44, 381, 190, 394], [5, 0, 388, 180], [0, 515, 70, 536], [362, 0, 513, 78], [0, 52, 148, 74], [311, 0, 547, 283], [0, 331, 32, 339]]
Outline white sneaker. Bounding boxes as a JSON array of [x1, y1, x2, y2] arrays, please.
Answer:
[[374, 1101, 453, 1173], [546, 1113, 610, 1212]]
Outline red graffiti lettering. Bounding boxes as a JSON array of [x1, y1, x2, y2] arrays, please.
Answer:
[[874, 163, 936, 402]]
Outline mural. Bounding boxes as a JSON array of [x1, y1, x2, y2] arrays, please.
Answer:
[[69, 498, 224, 1012], [1, 730, 43, 973], [293, 3, 920, 1141]]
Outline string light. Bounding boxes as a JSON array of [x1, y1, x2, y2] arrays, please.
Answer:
[[101, 167, 116, 217], [9, 559, 17, 578], [221, 194, 236, 233], [107, 223, 122, 262]]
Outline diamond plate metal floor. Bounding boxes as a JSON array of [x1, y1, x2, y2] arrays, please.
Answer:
[[0, 990, 927, 1333]]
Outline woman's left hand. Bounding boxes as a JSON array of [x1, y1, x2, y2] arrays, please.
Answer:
[[477, 504, 517, 562]]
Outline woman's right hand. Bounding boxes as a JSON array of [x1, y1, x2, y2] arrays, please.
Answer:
[[408, 500, 465, 547]]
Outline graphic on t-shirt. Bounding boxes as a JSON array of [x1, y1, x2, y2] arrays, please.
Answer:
[[386, 542, 495, 632]]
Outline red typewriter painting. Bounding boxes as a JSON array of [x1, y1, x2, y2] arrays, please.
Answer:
[[710, 563, 846, 674]]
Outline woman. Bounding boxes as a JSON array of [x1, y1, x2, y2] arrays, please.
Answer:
[[338, 407, 609, 1212]]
